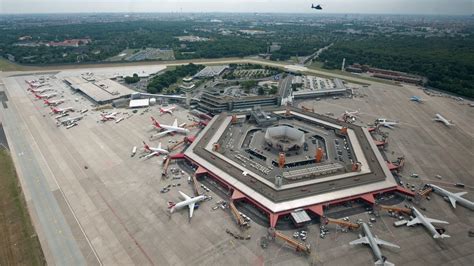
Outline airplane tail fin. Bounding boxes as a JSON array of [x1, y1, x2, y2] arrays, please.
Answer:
[[142, 141, 150, 151], [375, 259, 394, 266], [168, 201, 176, 212], [434, 233, 450, 239], [434, 228, 450, 238], [151, 116, 160, 128], [43, 99, 49, 105], [159, 108, 164, 114]]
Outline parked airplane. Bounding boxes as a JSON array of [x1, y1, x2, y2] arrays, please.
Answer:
[[29, 87, 53, 93], [50, 106, 74, 114], [433, 113, 454, 126], [142, 141, 169, 159], [43, 99, 65, 106], [34, 92, 57, 99], [59, 115, 83, 126], [407, 207, 450, 239], [150, 117, 189, 138], [168, 191, 206, 219], [339, 110, 359, 122], [100, 112, 118, 121], [311, 4, 322, 10], [410, 96, 424, 103], [375, 118, 399, 129], [427, 184, 473, 210], [350, 223, 400, 266], [160, 105, 176, 115]]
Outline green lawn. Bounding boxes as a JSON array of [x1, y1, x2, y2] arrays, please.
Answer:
[[0, 149, 44, 265]]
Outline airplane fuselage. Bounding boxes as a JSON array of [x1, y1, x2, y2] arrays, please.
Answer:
[[170, 196, 205, 213], [434, 113, 453, 126], [361, 223, 385, 263], [409, 207, 448, 238], [428, 184, 474, 210], [159, 124, 189, 134]]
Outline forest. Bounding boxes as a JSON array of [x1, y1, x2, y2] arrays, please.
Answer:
[[147, 63, 204, 94], [318, 35, 474, 98]]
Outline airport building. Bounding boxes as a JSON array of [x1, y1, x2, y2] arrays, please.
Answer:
[[63, 73, 135, 105], [198, 90, 281, 113], [184, 107, 412, 227]]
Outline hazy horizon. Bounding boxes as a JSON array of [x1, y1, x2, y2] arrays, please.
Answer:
[[1, 0, 472, 16]]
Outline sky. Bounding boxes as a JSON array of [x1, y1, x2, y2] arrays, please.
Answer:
[[0, 0, 472, 15]]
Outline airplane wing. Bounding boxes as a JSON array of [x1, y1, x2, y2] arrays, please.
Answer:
[[349, 236, 369, 245], [188, 202, 195, 218], [407, 217, 421, 226], [172, 119, 178, 127], [447, 196, 457, 208], [384, 124, 394, 129], [374, 237, 400, 248], [179, 191, 191, 201], [426, 218, 449, 225], [144, 151, 159, 159], [152, 130, 173, 138]]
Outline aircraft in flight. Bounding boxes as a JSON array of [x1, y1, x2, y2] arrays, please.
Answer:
[[407, 207, 450, 239], [100, 112, 118, 121], [150, 117, 189, 138], [142, 141, 169, 159], [427, 184, 473, 210], [168, 191, 206, 219], [160, 105, 176, 115], [433, 113, 454, 126], [43, 99, 65, 106], [375, 118, 399, 129], [349, 223, 400, 266], [311, 4, 322, 10], [410, 96, 425, 103], [50, 106, 74, 114], [34, 92, 57, 99]]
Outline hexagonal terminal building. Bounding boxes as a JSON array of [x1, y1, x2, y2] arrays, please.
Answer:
[[184, 107, 411, 227]]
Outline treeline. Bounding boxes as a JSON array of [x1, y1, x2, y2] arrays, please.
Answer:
[[147, 63, 204, 94], [319, 36, 474, 98]]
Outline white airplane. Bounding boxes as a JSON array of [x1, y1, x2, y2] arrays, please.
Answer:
[[375, 118, 399, 129], [34, 92, 57, 99], [29, 87, 53, 93], [339, 110, 359, 122], [59, 115, 83, 126], [150, 117, 189, 138], [427, 184, 473, 210], [433, 113, 454, 127], [100, 112, 118, 121], [168, 191, 206, 219], [407, 207, 450, 239], [142, 141, 169, 159], [350, 223, 399, 266], [43, 99, 65, 106], [50, 106, 74, 114], [160, 105, 176, 115]]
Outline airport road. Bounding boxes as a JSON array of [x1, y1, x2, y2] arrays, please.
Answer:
[[0, 78, 87, 265], [3, 57, 380, 86]]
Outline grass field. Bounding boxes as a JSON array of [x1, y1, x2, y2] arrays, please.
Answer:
[[0, 58, 30, 72], [0, 148, 44, 265]]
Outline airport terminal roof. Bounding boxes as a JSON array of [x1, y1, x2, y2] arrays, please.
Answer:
[[64, 75, 135, 104]]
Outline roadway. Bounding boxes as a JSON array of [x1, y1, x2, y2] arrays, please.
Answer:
[[3, 57, 383, 88]]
